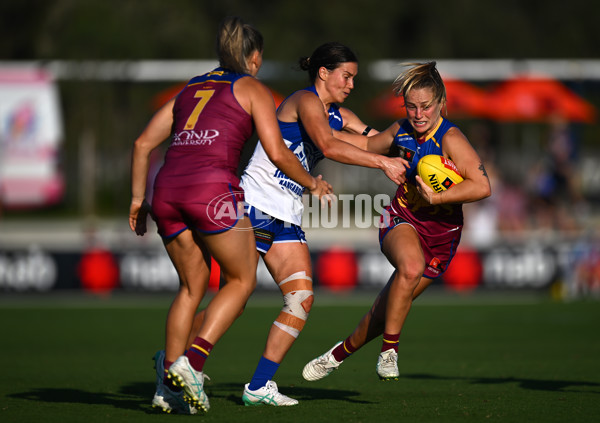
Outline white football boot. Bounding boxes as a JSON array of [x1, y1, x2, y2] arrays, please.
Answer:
[[168, 355, 210, 412], [376, 349, 399, 381], [151, 350, 198, 414], [302, 341, 343, 381], [242, 380, 298, 406]]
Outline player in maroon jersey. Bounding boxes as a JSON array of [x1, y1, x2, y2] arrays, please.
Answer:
[[302, 62, 491, 383], [129, 17, 331, 413]]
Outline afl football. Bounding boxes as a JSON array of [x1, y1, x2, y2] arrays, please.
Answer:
[[417, 155, 463, 192]]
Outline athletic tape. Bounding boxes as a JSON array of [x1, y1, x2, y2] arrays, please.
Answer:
[[273, 321, 300, 338], [278, 271, 312, 286]]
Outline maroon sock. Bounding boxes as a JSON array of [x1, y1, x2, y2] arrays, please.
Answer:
[[381, 332, 400, 353], [163, 359, 174, 383], [162, 358, 181, 391], [332, 336, 358, 362], [185, 337, 213, 371]]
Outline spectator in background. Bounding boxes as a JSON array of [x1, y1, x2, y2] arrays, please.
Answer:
[[129, 16, 330, 414], [0, 134, 4, 218], [462, 122, 501, 246], [302, 62, 491, 383], [569, 232, 600, 298], [529, 114, 586, 233], [495, 175, 530, 234]]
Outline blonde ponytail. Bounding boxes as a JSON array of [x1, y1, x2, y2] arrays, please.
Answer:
[[216, 16, 263, 74]]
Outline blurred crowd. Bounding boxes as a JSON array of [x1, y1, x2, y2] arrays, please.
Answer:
[[461, 117, 600, 299], [463, 116, 591, 241]]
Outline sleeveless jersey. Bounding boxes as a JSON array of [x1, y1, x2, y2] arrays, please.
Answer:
[[241, 86, 343, 225], [154, 67, 253, 189], [390, 117, 464, 236]]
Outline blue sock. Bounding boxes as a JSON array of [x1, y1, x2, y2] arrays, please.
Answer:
[[248, 356, 280, 391]]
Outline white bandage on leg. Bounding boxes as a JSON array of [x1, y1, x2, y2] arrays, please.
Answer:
[[273, 271, 313, 338], [277, 271, 312, 286]]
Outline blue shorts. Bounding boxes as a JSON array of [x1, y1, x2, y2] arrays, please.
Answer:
[[247, 205, 306, 254]]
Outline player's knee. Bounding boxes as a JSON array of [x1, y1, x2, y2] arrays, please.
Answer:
[[283, 289, 313, 321], [272, 289, 313, 338], [301, 293, 314, 314], [227, 275, 257, 296], [394, 271, 422, 294], [398, 261, 424, 284]]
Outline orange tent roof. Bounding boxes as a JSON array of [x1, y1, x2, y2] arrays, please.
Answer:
[[483, 75, 596, 123]]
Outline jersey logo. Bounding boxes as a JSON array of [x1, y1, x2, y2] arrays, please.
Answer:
[[398, 146, 416, 163], [328, 111, 342, 123]]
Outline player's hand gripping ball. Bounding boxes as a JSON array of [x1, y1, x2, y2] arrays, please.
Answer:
[[417, 154, 463, 192]]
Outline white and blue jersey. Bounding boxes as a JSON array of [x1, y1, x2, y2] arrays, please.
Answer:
[[241, 86, 343, 226]]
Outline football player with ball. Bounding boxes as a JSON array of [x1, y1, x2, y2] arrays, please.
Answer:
[[303, 62, 491, 382]]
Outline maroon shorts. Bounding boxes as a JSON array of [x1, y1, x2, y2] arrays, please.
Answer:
[[379, 207, 462, 279], [152, 183, 245, 238]]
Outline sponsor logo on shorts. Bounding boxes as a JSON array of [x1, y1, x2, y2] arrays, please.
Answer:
[[428, 257, 445, 275]]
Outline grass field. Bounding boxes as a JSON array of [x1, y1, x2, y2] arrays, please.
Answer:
[[1, 290, 599, 422]]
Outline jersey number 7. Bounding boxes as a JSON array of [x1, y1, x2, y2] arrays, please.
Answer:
[[184, 90, 215, 130]]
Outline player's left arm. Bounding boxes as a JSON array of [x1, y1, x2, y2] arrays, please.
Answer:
[[339, 107, 380, 135], [334, 107, 380, 150], [417, 127, 491, 205]]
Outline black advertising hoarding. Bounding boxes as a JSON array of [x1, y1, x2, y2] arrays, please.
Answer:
[[1, 240, 592, 296]]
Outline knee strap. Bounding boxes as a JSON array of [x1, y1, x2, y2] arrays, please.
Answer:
[[273, 272, 314, 338], [282, 289, 313, 321]]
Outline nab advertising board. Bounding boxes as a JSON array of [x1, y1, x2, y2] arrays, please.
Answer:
[[0, 68, 64, 208]]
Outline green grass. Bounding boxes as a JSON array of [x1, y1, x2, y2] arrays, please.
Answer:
[[1, 291, 599, 422]]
